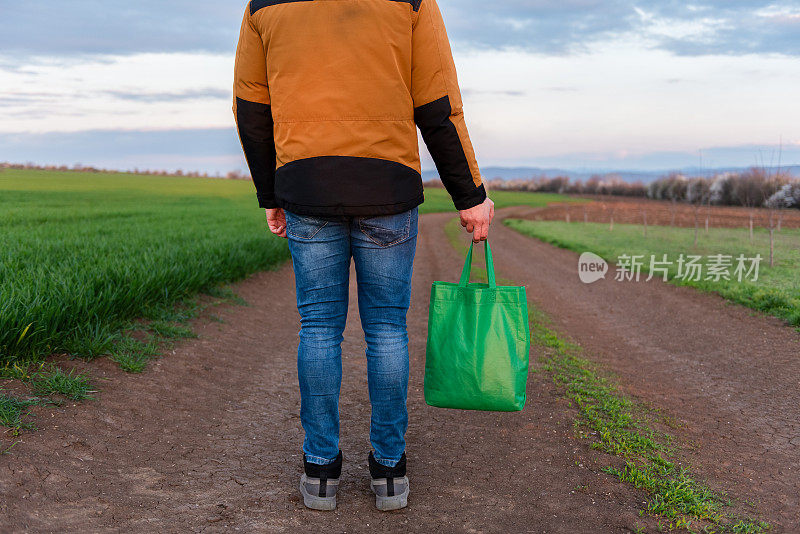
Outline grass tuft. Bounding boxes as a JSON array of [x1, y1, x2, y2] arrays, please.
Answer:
[[0, 393, 41, 431], [0, 361, 45, 381], [205, 285, 249, 307], [148, 321, 197, 340], [109, 336, 159, 374], [31, 367, 94, 400]]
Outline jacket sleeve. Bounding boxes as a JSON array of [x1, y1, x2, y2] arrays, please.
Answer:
[[233, 4, 277, 209], [411, 0, 486, 211]]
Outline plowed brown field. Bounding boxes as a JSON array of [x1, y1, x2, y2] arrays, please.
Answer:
[[530, 196, 800, 229]]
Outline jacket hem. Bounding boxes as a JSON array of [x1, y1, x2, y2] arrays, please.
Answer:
[[277, 193, 424, 217]]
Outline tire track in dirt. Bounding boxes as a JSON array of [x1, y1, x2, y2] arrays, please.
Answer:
[[1, 212, 652, 533], [495, 206, 800, 531]]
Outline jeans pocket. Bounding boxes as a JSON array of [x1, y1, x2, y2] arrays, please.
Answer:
[[358, 208, 417, 248], [286, 211, 329, 240]]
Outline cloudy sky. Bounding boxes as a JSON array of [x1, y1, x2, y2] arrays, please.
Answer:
[[1, 0, 799, 174]]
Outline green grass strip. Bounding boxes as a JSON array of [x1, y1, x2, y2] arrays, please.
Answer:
[[532, 319, 769, 533]]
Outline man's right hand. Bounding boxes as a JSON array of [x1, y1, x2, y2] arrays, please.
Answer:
[[459, 197, 495, 243], [266, 208, 287, 238]]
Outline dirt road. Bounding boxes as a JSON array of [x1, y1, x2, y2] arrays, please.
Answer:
[[497, 206, 800, 530], [1, 209, 798, 532]]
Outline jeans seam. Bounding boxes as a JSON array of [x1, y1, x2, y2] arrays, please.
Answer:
[[287, 220, 329, 241], [357, 210, 413, 248]]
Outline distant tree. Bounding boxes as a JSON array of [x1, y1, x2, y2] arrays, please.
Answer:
[[538, 176, 569, 194], [566, 179, 584, 194], [709, 173, 735, 205], [733, 168, 768, 208], [767, 182, 800, 210], [662, 173, 687, 226], [584, 175, 602, 195], [625, 181, 648, 197]]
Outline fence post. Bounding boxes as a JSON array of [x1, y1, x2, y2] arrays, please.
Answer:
[[643, 210, 647, 237], [769, 227, 774, 268]]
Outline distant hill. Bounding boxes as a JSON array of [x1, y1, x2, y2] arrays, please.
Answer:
[[422, 165, 800, 183]]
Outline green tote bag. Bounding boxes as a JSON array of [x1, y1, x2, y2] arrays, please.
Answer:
[[424, 240, 530, 412]]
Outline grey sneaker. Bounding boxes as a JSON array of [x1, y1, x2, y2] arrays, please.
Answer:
[[300, 451, 342, 511], [368, 452, 409, 511]]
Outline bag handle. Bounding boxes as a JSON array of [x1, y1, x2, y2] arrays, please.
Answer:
[[458, 240, 497, 289]]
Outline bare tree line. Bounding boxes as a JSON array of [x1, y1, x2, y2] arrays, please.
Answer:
[[427, 168, 799, 211], [478, 175, 650, 198], [646, 169, 799, 210]]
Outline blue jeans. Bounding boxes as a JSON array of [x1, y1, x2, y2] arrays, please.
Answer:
[[285, 207, 418, 468]]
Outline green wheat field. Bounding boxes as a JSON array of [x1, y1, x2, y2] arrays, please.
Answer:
[[0, 169, 568, 365]]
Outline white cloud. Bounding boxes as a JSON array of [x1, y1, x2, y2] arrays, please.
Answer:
[[0, 53, 234, 133], [451, 41, 800, 166]]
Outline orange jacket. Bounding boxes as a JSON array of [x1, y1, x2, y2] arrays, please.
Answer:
[[233, 0, 485, 216]]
